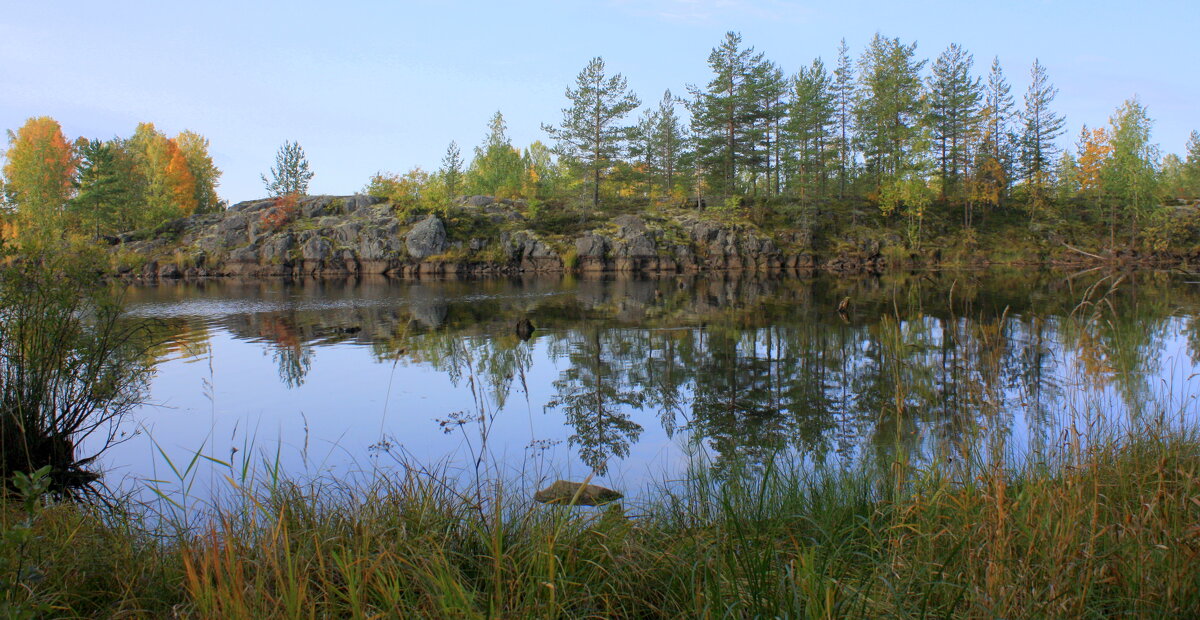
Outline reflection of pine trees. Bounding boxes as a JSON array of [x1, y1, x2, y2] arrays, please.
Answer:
[[547, 328, 644, 476], [122, 271, 1200, 474], [690, 328, 789, 470]]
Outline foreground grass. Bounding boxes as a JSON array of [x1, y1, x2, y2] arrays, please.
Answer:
[[2, 426, 1198, 618]]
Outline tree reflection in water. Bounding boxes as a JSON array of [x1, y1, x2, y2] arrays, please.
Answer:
[[126, 270, 1200, 476]]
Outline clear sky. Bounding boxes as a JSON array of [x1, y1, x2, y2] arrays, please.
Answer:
[[2, 0, 1196, 203]]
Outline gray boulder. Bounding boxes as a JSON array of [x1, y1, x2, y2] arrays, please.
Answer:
[[575, 233, 609, 258], [405, 215, 448, 259]]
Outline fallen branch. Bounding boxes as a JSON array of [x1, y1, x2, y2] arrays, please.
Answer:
[[1063, 243, 1107, 261]]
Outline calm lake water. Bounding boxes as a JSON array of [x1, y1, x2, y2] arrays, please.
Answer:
[[97, 270, 1200, 500]]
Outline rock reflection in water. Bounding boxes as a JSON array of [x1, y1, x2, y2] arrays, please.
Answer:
[[120, 270, 1200, 482]]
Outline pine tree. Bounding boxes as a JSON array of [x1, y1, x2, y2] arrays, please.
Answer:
[[651, 90, 684, 199], [543, 57, 640, 210], [71, 139, 132, 236], [927, 43, 982, 200], [261, 140, 314, 197], [785, 58, 836, 202], [853, 33, 926, 191], [1019, 59, 1066, 210], [748, 59, 788, 196], [832, 38, 855, 198], [688, 32, 765, 200], [440, 141, 463, 197]]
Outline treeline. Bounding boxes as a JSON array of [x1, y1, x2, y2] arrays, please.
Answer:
[[0, 119, 221, 240], [372, 32, 1200, 250], [5, 31, 1200, 252]]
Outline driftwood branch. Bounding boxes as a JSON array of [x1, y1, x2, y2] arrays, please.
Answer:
[[1063, 243, 1107, 261]]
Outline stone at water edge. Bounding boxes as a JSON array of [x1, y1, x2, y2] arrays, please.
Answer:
[[533, 480, 623, 506]]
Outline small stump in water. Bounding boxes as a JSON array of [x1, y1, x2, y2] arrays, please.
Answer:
[[533, 480, 622, 506]]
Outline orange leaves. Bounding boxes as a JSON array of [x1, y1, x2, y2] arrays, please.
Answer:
[[258, 193, 298, 232], [2, 116, 77, 222], [1078, 127, 1112, 195], [164, 139, 199, 216]]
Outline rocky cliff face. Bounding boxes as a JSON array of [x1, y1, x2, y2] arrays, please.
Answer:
[[109, 194, 883, 280]]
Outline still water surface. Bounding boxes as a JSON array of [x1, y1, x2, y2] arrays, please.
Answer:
[[100, 271, 1200, 498]]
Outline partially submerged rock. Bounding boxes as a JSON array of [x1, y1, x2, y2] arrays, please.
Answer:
[[533, 480, 622, 506], [515, 317, 535, 341]]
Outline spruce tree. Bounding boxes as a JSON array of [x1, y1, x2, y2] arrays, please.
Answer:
[[1019, 59, 1066, 209], [468, 112, 524, 197], [543, 56, 640, 210], [984, 57, 1017, 198], [440, 141, 463, 197]]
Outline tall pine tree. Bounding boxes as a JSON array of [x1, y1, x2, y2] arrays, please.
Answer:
[[927, 43, 982, 200], [543, 57, 640, 210], [853, 34, 926, 191], [832, 38, 855, 198], [688, 32, 765, 200]]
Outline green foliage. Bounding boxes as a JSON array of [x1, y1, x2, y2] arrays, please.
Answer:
[[261, 140, 314, 197], [366, 167, 448, 215], [854, 34, 926, 190], [466, 112, 524, 198], [543, 57, 640, 209], [0, 243, 153, 495]]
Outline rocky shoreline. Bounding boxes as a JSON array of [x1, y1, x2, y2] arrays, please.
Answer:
[[106, 194, 1192, 281]]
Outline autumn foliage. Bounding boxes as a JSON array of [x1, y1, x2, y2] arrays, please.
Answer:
[[2, 117, 77, 231], [259, 193, 299, 232]]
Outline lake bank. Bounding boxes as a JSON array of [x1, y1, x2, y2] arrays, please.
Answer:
[[105, 194, 1200, 282]]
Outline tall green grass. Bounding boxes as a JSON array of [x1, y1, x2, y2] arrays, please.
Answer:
[[0, 419, 1197, 617]]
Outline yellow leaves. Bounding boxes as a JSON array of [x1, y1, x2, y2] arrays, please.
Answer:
[[1078, 127, 1112, 195], [2, 116, 77, 225]]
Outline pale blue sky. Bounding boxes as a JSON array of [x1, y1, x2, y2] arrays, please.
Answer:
[[2, 0, 1196, 202]]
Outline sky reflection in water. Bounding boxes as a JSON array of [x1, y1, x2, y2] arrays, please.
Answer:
[[97, 271, 1200, 500]]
